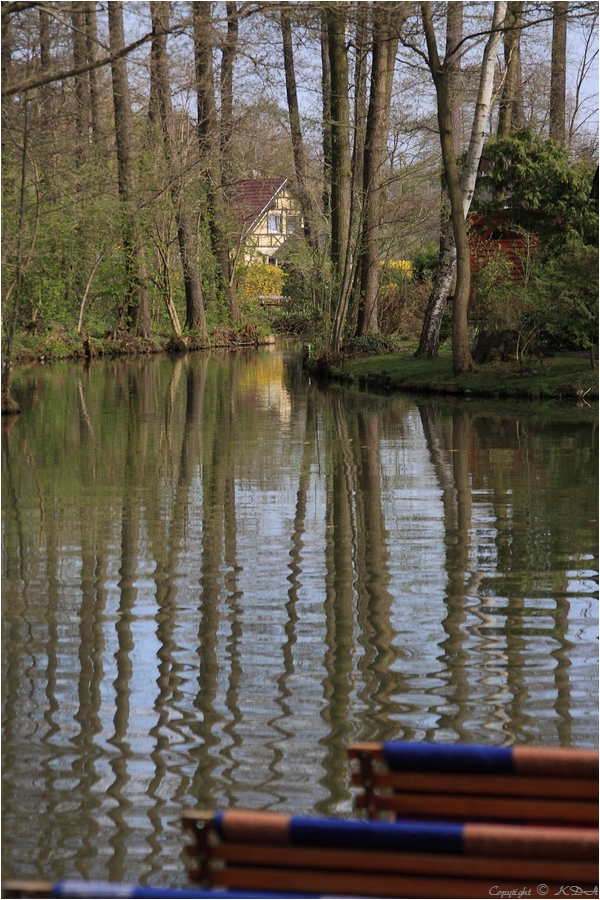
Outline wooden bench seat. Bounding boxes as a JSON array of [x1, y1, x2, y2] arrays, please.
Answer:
[[347, 741, 599, 825], [182, 808, 598, 898]]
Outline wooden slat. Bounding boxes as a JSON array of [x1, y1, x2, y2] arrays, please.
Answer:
[[355, 791, 598, 824], [347, 742, 386, 761], [212, 867, 597, 900], [210, 842, 598, 882], [1, 882, 53, 899], [350, 769, 598, 800]]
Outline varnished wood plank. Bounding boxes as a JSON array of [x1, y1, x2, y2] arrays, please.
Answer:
[[355, 791, 598, 823], [1, 882, 53, 899], [209, 842, 598, 882], [350, 769, 598, 799], [212, 867, 597, 899]]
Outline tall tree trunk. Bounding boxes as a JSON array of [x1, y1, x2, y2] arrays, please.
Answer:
[[446, 1, 463, 153], [193, 1, 240, 323], [497, 1, 524, 136], [416, 1, 506, 365], [71, 1, 91, 150], [281, 8, 318, 248], [321, 11, 332, 220], [356, 3, 407, 337], [347, 4, 369, 323], [150, 1, 206, 335], [327, 4, 351, 280], [420, 1, 506, 373], [1, 11, 11, 85], [39, 8, 52, 131], [107, 1, 151, 338], [330, 6, 372, 352], [220, 1, 238, 181], [83, 2, 100, 141], [351, 4, 369, 215], [550, 1, 568, 144]]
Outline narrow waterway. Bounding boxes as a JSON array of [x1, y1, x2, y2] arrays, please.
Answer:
[[2, 345, 598, 887]]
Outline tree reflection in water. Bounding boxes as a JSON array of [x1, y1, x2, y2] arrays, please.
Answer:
[[2, 347, 597, 885]]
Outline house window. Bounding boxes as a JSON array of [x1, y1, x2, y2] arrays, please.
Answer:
[[286, 214, 301, 234], [267, 214, 282, 234]]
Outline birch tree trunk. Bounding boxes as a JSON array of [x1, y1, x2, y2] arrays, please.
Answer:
[[419, 1, 506, 372], [416, 1, 506, 364], [150, 1, 206, 335], [108, 1, 151, 338]]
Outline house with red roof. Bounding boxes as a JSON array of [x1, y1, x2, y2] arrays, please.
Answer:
[[230, 174, 303, 265]]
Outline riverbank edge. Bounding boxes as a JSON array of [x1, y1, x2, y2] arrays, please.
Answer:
[[1, 326, 277, 413], [305, 349, 599, 404]]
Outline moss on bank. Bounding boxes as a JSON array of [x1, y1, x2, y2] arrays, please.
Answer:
[[311, 345, 598, 403]]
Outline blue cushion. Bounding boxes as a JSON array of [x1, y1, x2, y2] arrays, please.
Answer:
[[53, 881, 319, 899], [289, 816, 464, 854], [383, 742, 514, 775]]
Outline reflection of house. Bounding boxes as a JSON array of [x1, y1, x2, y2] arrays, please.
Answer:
[[230, 175, 303, 265]]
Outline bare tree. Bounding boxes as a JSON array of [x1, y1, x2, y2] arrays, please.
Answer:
[[418, 1, 507, 373], [416, 2, 507, 369], [356, 3, 409, 336], [220, 1, 238, 179], [497, 1, 525, 136], [150, 1, 206, 335], [108, 1, 151, 337], [446, 1, 463, 151], [71, 2, 91, 150], [193, 0, 240, 323], [320, 9, 332, 219], [281, 7, 318, 247], [550, 1, 568, 144], [327, 3, 351, 280], [83, 1, 100, 141]]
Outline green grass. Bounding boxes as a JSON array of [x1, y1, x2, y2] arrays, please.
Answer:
[[333, 345, 598, 401]]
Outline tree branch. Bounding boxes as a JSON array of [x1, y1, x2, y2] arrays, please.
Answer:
[[2, 25, 167, 97]]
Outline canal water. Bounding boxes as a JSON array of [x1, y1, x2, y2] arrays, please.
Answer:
[[2, 345, 598, 887]]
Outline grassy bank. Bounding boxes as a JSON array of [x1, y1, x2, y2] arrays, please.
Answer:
[[8, 323, 275, 366], [323, 345, 598, 403]]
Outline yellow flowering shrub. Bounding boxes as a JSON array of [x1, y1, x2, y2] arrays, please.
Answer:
[[237, 263, 287, 310], [380, 260, 413, 281]]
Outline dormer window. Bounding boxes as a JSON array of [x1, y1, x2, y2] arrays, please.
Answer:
[[267, 214, 282, 234]]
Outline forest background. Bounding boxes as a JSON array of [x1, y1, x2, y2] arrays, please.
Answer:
[[2, 0, 598, 406]]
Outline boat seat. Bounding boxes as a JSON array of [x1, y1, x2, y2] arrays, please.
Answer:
[[182, 807, 598, 898], [347, 741, 599, 825], [1, 879, 313, 899]]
